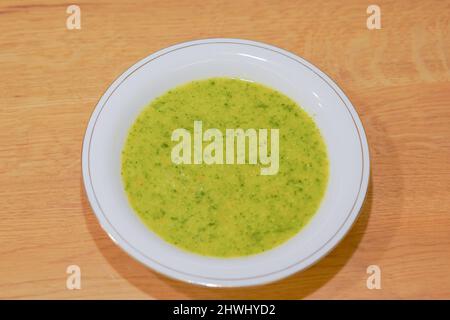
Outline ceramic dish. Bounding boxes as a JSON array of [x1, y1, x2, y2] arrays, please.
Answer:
[[82, 38, 370, 287]]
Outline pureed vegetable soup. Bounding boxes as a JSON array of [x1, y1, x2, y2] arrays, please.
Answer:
[[121, 78, 328, 257]]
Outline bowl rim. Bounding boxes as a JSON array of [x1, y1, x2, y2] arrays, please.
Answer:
[[81, 38, 371, 287]]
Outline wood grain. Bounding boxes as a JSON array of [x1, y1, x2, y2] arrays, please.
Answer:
[[0, 0, 449, 299]]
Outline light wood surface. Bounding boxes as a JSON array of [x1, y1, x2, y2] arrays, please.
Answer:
[[1, 0, 449, 299]]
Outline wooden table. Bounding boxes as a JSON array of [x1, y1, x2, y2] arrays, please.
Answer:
[[1, 0, 449, 299]]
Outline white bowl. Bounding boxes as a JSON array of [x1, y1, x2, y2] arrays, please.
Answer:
[[82, 38, 370, 287]]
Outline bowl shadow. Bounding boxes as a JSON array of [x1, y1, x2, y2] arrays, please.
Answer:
[[81, 177, 374, 299]]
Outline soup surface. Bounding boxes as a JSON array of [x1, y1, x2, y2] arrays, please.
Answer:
[[122, 77, 328, 257]]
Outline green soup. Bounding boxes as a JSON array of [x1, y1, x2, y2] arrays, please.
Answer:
[[121, 78, 328, 257]]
